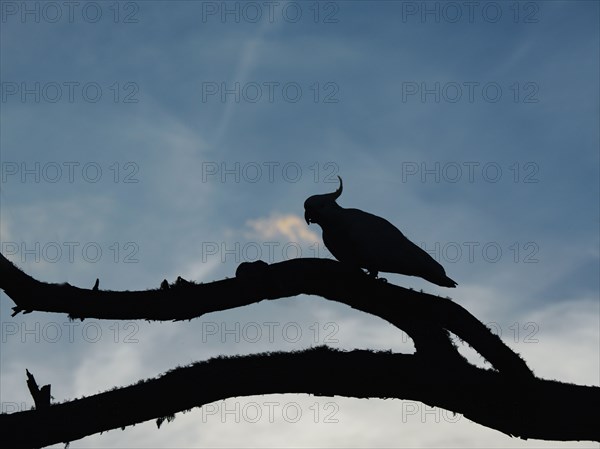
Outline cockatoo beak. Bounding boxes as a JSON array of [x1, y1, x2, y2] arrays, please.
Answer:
[[304, 211, 311, 225]]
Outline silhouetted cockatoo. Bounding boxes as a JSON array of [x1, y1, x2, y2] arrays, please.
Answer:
[[304, 176, 457, 287]]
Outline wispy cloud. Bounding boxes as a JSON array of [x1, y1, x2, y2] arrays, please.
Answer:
[[245, 212, 320, 244]]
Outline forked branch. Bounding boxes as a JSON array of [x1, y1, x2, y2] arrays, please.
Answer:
[[2, 253, 598, 447]]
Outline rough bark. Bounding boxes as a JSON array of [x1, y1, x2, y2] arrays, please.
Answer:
[[1, 253, 598, 447]]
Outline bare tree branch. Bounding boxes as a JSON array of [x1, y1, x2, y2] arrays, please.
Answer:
[[2, 253, 598, 447], [0, 255, 531, 376], [1, 347, 598, 448]]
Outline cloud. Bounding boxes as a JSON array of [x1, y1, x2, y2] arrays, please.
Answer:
[[245, 213, 320, 244]]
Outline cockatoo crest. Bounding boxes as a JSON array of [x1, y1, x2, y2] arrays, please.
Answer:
[[304, 176, 343, 225]]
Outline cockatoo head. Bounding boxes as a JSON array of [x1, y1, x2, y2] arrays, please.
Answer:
[[304, 176, 343, 225]]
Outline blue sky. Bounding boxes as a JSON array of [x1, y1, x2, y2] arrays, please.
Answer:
[[1, 1, 599, 447]]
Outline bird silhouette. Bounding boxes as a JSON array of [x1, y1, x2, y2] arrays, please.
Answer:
[[304, 176, 457, 288], [92, 278, 99, 291]]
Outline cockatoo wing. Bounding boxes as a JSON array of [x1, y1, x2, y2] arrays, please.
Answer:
[[322, 208, 455, 286]]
